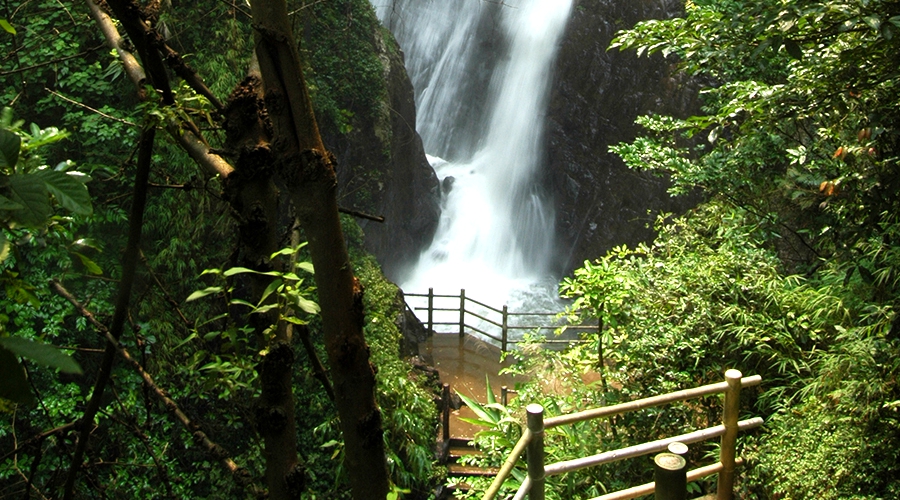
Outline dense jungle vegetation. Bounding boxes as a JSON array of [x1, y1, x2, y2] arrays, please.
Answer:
[[1, 0, 436, 498], [1, 0, 898, 499], [459, 0, 900, 499]]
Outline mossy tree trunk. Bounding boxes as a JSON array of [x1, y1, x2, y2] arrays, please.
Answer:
[[248, 1, 390, 498]]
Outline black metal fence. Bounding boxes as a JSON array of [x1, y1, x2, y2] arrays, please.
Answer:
[[404, 288, 597, 352]]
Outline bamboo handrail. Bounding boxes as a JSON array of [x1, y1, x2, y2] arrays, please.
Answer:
[[543, 375, 761, 429], [589, 458, 745, 500], [481, 373, 763, 500], [543, 418, 763, 476]]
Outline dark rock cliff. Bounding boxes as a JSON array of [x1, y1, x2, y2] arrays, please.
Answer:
[[304, 3, 440, 280], [547, 0, 701, 271], [360, 30, 441, 280]]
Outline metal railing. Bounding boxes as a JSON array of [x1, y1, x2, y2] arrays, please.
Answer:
[[404, 288, 595, 351], [482, 370, 763, 500]]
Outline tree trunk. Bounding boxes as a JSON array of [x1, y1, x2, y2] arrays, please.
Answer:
[[248, 1, 390, 498]]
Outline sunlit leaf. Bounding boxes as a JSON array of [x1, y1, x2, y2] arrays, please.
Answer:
[[0, 231, 8, 262], [72, 251, 103, 275], [0, 19, 15, 35], [186, 286, 224, 302]]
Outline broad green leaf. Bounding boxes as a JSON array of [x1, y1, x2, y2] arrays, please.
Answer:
[[0, 129, 20, 170], [229, 298, 256, 309], [0, 19, 15, 35], [282, 316, 309, 325], [72, 251, 103, 275], [783, 39, 803, 60], [173, 332, 198, 350], [22, 126, 68, 151], [485, 375, 497, 406], [268, 242, 308, 260], [295, 261, 314, 274], [36, 169, 92, 216], [862, 15, 881, 31], [291, 294, 320, 314], [251, 303, 279, 315], [0, 347, 34, 405], [185, 286, 224, 302], [257, 278, 283, 305], [0, 337, 82, 374], [6, 173, 50, 227], [458, 417, 494, 427], [0, 194, 23, 210], [457, 391, 497, 424], [72, 238, 103, 251]]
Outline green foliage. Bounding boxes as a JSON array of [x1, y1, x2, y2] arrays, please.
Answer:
[[349, 231, 439, 495], [525, 2, 900, 495], [610, 0, 900, 274], [0, 108, 91, 232], [0, 0, 438, 497], [299, 0, 389, 140], [1, 109, 90, 406]]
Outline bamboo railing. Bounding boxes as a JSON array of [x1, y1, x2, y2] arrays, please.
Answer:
[[482, 370, 763, 500]]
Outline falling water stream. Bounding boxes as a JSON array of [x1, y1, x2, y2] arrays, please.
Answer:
[[374, 0, 574, 338]]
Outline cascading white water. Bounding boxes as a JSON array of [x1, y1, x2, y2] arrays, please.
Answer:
[[374, 0, 573, 318]]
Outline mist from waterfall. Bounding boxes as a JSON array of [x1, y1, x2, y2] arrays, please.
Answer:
[[374, 0, 572, 311]]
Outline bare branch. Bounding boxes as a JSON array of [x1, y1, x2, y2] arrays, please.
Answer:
[[61, 126, 155, 500], [49, 279, 264, 497], [87, 0, 235, 178], [44, 88, 138, 127]]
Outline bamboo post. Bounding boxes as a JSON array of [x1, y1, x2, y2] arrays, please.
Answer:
[[427, 287, 434, 334], [526, 404, 545, 500], [501, 386, 508, 406], [654, 452, 687, 500], [459, 289, 466, 338], [441, 383, 451, 463], [716, 369, 742, 500], [501, 305, 509, 352], [597, 317, 609, 393]]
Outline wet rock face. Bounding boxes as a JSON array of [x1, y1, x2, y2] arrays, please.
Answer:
[[546, 0, 702, 272], [327, 28, 440, 280], [361, 31, 440, 280]]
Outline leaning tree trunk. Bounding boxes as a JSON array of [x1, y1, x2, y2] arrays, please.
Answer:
[[248, 1, 391, 498]]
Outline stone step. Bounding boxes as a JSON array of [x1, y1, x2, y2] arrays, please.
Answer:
[[449, 445, 483, 458], [447, 463, 500, 477]]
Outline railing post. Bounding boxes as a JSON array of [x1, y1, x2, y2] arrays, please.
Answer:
[[501, 305, 509, 352], [501, 386, 508, 406], [459, 289, 466, 338], [526, 404, 545, 500], [427, 287, 434, 334], [441, 383, 451, 463], [717, 369, 742, 500], [654, 451, 687, 500]]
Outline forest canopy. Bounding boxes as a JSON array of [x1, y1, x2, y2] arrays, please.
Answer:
[[1, 0, 899, 499], [1, 0, 436, 498]]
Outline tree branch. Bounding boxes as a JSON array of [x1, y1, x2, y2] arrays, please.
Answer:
[[62, 125, 155, 500], [49, 279, 264, 497], [0, 422, 78, 465], [87, 0, 234, 178]]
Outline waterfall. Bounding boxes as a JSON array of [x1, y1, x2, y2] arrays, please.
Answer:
[[374, 0, 572, 311]]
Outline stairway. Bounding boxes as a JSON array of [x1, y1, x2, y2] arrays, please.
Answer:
[[438, 437, 498, 498]]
